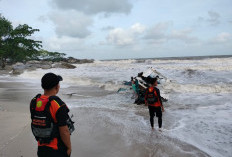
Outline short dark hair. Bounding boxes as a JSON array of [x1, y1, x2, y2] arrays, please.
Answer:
[[41, 73, 63, 90], [150, 77, 158, 85]]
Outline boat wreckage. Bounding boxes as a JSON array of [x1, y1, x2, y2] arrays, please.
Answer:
[[119, 67, 168, 105]]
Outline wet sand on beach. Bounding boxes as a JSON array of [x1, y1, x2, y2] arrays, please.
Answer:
[[0, 79, 210, 157]]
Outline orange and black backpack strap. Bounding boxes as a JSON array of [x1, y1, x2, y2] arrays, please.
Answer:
[[30, 94, 41, 117], [48, 96, 74, 134], [49, 96, 69, 111]]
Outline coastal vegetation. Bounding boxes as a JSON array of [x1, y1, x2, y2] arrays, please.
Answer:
[[0, 14, 92, 70], [0, 15, 42, 68]]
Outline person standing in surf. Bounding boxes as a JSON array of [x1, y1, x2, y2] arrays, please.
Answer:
[[145, 77, 164, 131]]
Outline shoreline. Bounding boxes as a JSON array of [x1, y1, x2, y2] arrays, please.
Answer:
[[1, 56, 232, 157], [1, 55, 232, 157], [0, 76, 211, 157], [0, 78, 115, 157], [1, 55, 232, 78], [101, 54, 232, 61]]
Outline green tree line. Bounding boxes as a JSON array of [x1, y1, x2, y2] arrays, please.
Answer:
[[0, 14, 67, 68]]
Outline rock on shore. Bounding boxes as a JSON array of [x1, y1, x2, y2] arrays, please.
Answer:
[[11, 61, 54, 74], [53, 62, 76, 69], [5, 58, 94, 75], [66, 57, 94, 64]]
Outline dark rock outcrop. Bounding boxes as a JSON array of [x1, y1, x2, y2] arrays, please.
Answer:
[[26, 60, 52, 69], [1, 57, 93, 75], [66, 57, 94, 64], [53, 62, 76, 69]]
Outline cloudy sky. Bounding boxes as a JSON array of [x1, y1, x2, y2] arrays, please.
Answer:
[[1, 0, 232, 59]]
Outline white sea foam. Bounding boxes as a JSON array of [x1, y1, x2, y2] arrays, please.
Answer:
[[16, 57, 232, 156], [169, 101, 232, 157], [163, 82, 232, 94], [150, 57, 232, 71], [18, 57, 232, 94]]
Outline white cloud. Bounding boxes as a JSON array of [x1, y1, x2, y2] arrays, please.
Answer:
[[107, 28, 134, 46], [144, 23, 198, 44], [106, 23, 146, 46], [106, 22, 199, 46], [131, 23, 146, 34], [144, 22, 170, 42], [142, 22, 172, 45], [44, 36, 85, 52], [170, 29, 198, 43], [213, 32, 231, 43], [49, 11, 92, 38], [51, 0, 132, 15]]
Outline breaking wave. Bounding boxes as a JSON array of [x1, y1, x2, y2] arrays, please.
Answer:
[[163, 82, 232, 94], [19, 69, 125, 91], [150, 57, 232, 71]]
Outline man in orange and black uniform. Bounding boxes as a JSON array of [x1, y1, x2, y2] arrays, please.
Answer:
[[145, 77, 164, 131], [30, 73, 73, 157]]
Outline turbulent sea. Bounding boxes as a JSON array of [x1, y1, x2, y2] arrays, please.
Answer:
[[7, 57, 232, 157]]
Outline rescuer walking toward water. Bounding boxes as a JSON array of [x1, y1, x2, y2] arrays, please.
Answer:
[[30, 73, 75, 157], [145, 77, 164, 131]]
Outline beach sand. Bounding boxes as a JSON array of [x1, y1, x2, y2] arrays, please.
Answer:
[[0, 81, 38, 157], [0, 78, 211, 157]]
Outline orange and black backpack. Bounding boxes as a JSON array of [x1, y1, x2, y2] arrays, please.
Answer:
[[146, 87, 158, 105], [30, 94, 59, 144]]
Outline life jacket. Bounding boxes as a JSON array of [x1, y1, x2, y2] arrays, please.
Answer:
[[146, 87, 161, 107], [30, 94, 59, 144]]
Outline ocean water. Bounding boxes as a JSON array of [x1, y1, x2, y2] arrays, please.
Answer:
[[17, 57, 232, 157]]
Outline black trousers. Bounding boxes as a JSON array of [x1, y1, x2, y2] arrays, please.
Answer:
[[37, 146, 69, 157], [148, 106, 162, 128]]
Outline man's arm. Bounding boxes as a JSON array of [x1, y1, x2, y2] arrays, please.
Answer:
[[156, 88, 164, 111], [144, 88, 148, 106], [59, 126, 71, 156], [56, 103, 72, 156], [156, 88, 162, 105]]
